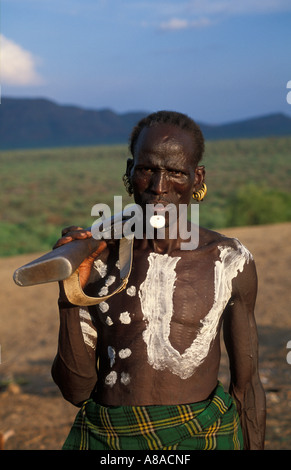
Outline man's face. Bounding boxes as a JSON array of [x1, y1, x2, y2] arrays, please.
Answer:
[[130, 124, 198, 216]]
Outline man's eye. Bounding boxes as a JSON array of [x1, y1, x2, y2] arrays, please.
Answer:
[[169, 170, 183, 176]]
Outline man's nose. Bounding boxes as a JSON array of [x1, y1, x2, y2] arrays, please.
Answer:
[[150, 171, 168, 194]]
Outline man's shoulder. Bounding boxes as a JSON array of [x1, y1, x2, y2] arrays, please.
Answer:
[[197, 226, 232, 248], [198, 226, 254, 260]]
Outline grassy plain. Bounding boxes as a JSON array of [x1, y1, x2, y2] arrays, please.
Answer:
[[0, 137, 290, 256]]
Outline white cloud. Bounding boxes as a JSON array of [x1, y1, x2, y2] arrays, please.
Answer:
[[159, 17, 211, 31], [0, 35, 44, 86], [155, 0, 291, 32]]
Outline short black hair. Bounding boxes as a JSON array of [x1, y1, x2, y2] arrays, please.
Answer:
[[129, 110, 205, 164]]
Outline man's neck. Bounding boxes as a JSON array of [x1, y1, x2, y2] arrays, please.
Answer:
[[135, 230, 183, 254]]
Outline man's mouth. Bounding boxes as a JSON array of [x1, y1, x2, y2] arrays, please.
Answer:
[[149, 214, 166, 229], [145, 199, 172, 209], [145, 201, 177, 230]]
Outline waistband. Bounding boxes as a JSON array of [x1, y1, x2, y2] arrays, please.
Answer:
[[83, 381, 233, 436]]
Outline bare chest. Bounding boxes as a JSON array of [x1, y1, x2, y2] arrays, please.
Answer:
[[94, 250, 215, 328], [90, 240, 251, 384]]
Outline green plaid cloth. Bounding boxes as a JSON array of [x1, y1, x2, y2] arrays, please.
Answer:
[[62, 382, 243, 450]]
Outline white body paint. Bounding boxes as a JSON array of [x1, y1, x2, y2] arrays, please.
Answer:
[[120, 372, 131, 385], [79, 308, 97, 350], [94, 259, 107, 278], [108, 346, 116, 367], [119, 311, 131, 324], [106, 316, 113, 326], [99, 301, 109, 313], [119, 348, 132, 359], [105, 371, 117, 387], [126, 285, 136, 297], [139, 243, 252, 379], [98, 276, 116, 297], [99, 286, 109, 296], [79, 307, 91, 321], [105, 275, 116, 286]]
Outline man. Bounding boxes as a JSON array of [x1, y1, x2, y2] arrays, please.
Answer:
[[52, 111, 266, 450]]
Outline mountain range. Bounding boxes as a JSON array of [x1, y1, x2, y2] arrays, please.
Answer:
[[1, 97, 291, 150]]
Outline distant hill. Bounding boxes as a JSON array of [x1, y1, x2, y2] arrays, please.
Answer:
[[201, 113, 291, 140], [1, 97, 291, 149], [0, 97, 147, 150]]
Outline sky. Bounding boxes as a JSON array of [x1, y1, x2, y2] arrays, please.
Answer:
[[1, 0, 291, 124]]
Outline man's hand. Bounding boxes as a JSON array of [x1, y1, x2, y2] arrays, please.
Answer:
[[54, 226, 107, 288]]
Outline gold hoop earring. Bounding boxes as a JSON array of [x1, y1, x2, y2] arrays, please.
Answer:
[[192, 183, 207, 202]]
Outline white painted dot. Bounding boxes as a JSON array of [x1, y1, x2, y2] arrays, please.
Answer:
[[105, 371, 117, 387], [99, 301, 109, 313], [98, 286, 109, 296], [105, 275, 116, 287], [119, 311, 131, 324], [126, 285, 136, 297], [120, 372, 131, 386], [106, 316, 113, 326], [118, 348, 132, 359], [94, 259, 107, 278]]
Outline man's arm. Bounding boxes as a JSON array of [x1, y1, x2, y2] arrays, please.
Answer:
[[223, 255, 266, 450], [51, 228, 106, 406], [51, 282, 99, 406]]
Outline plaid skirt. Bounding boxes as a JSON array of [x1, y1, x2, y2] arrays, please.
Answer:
[[62, 381, 243, 450]]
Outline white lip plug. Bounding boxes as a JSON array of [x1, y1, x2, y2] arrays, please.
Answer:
[[149, 215, 166, 229]]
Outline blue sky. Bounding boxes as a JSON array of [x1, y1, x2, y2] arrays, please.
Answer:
[[1, 0, 291, 124]]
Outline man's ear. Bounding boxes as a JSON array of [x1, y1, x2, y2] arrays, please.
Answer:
[[126, 158, 134, 177], [193, 165, 205, 191], [123, 158, 134, 196]]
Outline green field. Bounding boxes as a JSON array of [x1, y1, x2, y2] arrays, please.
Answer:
[[0, 137, 290, 257]]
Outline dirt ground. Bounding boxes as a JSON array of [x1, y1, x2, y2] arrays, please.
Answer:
[[0, 222, 290, 451]]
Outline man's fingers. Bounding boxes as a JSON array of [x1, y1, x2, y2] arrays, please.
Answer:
[[87, 240, 107, 261], [53, 228, 92, 249], [61, 226, 84, 236], [53, 236, 73, 249]]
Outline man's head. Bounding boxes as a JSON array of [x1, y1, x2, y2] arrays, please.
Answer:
[[123, 110, 205, 198], [129, 110, 205, 164]]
